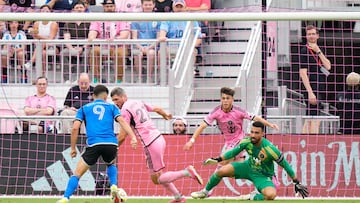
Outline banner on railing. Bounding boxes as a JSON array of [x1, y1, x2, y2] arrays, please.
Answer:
[[0, 133, 359, 197]]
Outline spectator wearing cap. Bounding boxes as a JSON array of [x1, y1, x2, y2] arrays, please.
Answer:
[[87, 0, 130, 83], [158, 0, 202, 67], [172, 117, 187, 134]]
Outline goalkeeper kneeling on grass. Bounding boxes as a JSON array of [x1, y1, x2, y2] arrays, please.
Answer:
[[191, 121, 309, 200]]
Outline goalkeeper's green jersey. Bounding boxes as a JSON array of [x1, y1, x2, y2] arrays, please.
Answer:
[[223, 137, 296, 179]]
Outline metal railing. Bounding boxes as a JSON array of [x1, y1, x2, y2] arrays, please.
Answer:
[[0, 114, 341, 135], [0, 38, 183, 85]]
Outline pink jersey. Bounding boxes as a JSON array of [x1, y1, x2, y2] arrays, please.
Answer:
[[89, 21, 130, 39], [115, 0, 142, 12], [185, 0, 211, 9], [24, 94, 56, 111], [204, 105, 254, 145], [121, 100, 161, 147]]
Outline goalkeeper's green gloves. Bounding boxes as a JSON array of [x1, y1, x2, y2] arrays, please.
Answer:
[[293, 179, 309, 199], [203, 157, 223, 166]]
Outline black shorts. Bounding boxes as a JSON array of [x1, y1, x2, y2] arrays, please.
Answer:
[[82, 144, 118, 166]]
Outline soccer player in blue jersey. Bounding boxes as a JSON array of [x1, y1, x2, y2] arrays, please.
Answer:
[[191, 121, 309, 200], [56, 84, 137, 203]]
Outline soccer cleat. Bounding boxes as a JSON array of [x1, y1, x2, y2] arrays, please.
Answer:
[[236, 190, 259, 200], [186, 165, 203, 185], [56, 197, 69, 203], [191, 190, 208, 199], [110, 185, 119, 202], [168, 197, 186, 203]]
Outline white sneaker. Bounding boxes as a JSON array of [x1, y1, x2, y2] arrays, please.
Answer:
[[191, 190, 208, 199], [24, 62, 32, 71]]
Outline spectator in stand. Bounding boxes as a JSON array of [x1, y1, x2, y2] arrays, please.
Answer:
[[72, 0, 91, 12], [154, 0, 172, 12], [185, 0, 210, 36], [0, 1, 7, 39], [299, 25, 331, 134], [24, 4, 60, 76], [336, 72, 360, 135], [1, 21, 28, 83], [9, 0, 32, 12], [24, 76, 56, 134], [115, 0, 141, 12], [61, 1, 90, 82], [87, 0, 130, 84], [158, 0, 202, 66], [46, 0, 73, 11], [21, 7, 36, 39], [131, 0, 158, 83], [184, 0, 210, 63], [172, 117, 187, 134], [60, 72, 94, 133]]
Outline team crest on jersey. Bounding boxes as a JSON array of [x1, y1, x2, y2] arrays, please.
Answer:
[[227, 120, 236, 133], [258, 149, 267, 161]]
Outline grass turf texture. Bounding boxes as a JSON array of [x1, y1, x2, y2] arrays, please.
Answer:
[[1, 199, 360, 203]]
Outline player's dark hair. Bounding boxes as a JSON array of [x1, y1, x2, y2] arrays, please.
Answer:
[[93, 84, 109, 96], [306, 25, 318, 34], [252, 121, 264, 131], [220, 87, 235, 97], [110, 87, 126, 97]]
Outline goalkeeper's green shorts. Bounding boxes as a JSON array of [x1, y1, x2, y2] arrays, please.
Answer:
[[231, 161, 275, 192]]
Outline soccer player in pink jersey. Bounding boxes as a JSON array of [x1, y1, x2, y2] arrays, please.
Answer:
[[183, 87, 280, 195], [110, 87, 203, 203]]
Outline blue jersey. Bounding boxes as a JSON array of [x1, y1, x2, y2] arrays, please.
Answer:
[[159, 21, 201, 39], [131, 21, 159, 39], [75, 99, 121, 146]]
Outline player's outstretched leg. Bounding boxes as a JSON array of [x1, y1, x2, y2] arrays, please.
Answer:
[[186, 165, 203, 185], [191, 189, 209, 199]]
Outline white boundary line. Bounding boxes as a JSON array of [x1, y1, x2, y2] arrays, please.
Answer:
[[1, 195, 360, 200]]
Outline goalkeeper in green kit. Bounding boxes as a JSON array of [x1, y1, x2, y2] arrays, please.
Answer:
[[191, 121, 309, 200]]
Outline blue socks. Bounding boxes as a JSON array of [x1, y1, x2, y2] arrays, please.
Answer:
[[107, 165, 118, 186], [64, 175, 79, 199]]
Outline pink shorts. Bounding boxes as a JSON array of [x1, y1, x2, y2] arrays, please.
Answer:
[[144, 135, 166, 174]]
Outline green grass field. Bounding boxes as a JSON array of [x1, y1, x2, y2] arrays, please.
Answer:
[[1, 198, 360, 203]]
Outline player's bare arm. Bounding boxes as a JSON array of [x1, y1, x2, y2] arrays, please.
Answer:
[[153, 106, 172, 120], [70, 120, 82, 158], [116, 116, 137, 149], [183, 121, 207, 151]]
